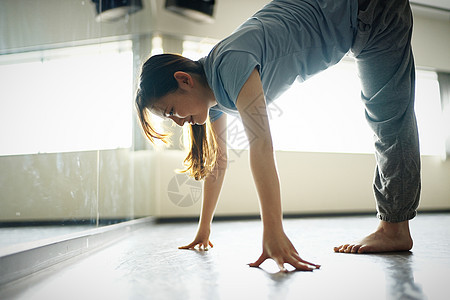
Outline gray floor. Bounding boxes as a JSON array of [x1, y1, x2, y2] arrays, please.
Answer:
[[0, 213, 449, 300]]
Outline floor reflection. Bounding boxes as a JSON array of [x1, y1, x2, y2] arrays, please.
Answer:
[[370, 252, 425, 300]]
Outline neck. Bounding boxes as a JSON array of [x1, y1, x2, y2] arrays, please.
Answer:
[[193, 73, 217, 108], [205, 86, 217, 108]]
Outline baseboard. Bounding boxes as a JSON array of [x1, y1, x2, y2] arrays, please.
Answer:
[[0, 217, 153, 286]]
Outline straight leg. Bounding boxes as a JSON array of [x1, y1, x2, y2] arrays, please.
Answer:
[[357, 45, 420, 223], [335, 0, 420, 253]]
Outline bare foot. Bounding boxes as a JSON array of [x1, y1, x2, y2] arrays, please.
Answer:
[[334, 220, 413, 254]]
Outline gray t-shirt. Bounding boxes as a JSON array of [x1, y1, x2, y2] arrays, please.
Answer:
[[201, 0, 358, 122]]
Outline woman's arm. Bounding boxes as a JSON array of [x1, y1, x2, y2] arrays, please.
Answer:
[[179, 114, 228, 250], [236, 68, 320, 271]]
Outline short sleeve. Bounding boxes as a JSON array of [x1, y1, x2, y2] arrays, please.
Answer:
[[216, 51, 260, 105]]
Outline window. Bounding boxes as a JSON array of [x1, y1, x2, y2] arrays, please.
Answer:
[[227, 59, 445, 156], [182, 39, 216, 60], [267, 59, 371, 154], [415, 70, 445, 157], [0, 41, 133, 156]]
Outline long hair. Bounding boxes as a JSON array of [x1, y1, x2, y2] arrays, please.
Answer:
[[135, 53, 218, 180]]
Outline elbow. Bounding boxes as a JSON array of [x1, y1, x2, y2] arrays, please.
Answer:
[[216, 153, 228, 173], [248, 139, 275, 166], [207, 152, 227, 180], [249, 139, 274, 156]]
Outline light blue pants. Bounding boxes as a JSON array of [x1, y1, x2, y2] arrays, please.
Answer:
[[350, 0, 420, 222]]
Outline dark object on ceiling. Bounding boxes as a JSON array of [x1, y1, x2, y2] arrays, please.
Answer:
[[91, 0, 143, 22], [165, 0, 215, 23]]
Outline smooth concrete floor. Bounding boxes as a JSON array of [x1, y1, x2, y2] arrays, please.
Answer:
[[0, 213, 449, 300]]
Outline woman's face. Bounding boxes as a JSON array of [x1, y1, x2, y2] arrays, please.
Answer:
[[150, 88, 209, 126], [149, 71, 215, 126]]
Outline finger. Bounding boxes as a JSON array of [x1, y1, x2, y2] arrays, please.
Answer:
[[178, 242, 198, 250], [273, 257, 287, 272], [297, 256, 321, 269], [248, 253, 268, 268], [204, 242, 213, 250], [294, 261, 316, 271], [285, 255, 315, 271], [178, 245, 193, 249], [292, 252, 320, 269]]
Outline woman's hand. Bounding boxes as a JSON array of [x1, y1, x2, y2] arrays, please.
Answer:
[[249, 229, 320, 272], [178, 226, 213, 251]]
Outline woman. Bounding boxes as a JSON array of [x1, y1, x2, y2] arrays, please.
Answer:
[[135, 0, 419, 272]]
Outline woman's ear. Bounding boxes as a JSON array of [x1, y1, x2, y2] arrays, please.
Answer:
[[174, 71, 193, 90]]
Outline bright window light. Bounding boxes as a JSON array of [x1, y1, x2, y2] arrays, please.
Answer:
[[0, 41, 133, 156], [226, 59, 445, 156], [270, 59, 371, 154], [415, 70, 445, 157], [183, 40, 215, 61], [151, 36, 163, 56]]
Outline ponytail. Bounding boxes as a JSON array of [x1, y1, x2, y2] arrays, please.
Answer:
[[181, 120, 218, 180]]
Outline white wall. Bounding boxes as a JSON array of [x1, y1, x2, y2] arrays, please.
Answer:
[[412, 13, 450, 72], [152, 151, 450, 218]]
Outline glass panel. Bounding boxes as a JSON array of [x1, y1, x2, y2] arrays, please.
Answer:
[[0, 0, 140, 249]]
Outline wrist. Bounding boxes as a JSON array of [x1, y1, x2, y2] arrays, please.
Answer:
[[262, 217, 284, 234], [198, 219, 212, 230], [261, 208, 283, 227]]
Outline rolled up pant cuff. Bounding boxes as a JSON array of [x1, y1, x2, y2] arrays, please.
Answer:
[[377, 211, 417, 223]]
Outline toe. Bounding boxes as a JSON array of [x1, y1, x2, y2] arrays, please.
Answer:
[[339, 244, 350, 253], [344, 244, 355, 253], [351, 245, 361, 253], [334, 245, 343, 252], [334, 245, 344, 252], [357, 245, 367, 254]]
